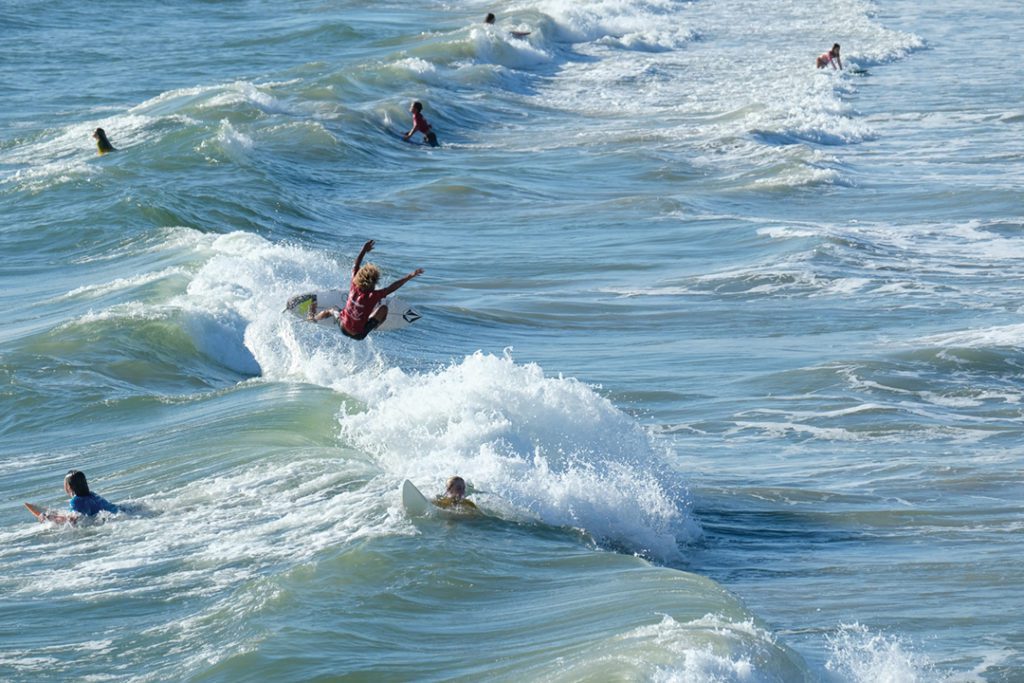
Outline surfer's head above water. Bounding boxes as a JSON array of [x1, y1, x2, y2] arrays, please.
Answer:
[[445, 476, 468, 500], [92, 127, 116, 155], [354, 263, 380, 292], [64, 470, 91, 497], [434, 476, 478, 511]]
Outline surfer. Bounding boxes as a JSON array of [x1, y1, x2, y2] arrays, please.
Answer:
[[816, 43, 843, 70], [312, 239, 424, 340], [433, 476, 478, 511], [403, 101, 438, 147], [92, 127, 116, 155], [31, 470, 118, 523], [484, 11, 531, 38]]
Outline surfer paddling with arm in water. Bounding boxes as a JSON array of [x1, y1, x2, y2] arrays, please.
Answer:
[[92, 127, 116, 154], [403, 101, 438, 147], [433, 476, 478, 512], [312, 240, 424, 340], [816, 43, 843, 70], [26, 470, 118, 524]]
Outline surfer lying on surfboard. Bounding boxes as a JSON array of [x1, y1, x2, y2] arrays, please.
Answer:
[[26, 470, 119, 524], [311, 239, 424, 340], [433, 476, 478, 512]]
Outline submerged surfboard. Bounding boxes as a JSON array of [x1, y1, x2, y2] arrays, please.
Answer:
[[285, 290, 421, 332], [401, 480, 434, 517]]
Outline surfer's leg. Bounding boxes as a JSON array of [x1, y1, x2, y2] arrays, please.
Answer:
[[352, 308, 386, 338], [370, 305, 389, 325]]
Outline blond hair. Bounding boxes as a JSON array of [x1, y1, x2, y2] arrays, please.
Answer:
[[354, 263, 380, 291]]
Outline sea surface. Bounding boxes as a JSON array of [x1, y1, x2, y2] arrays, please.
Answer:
[[1, 0, 1022, 680]]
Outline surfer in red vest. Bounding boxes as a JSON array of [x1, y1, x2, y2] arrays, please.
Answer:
[[312, 240, 424, 340], [403, 101, 438, 147]]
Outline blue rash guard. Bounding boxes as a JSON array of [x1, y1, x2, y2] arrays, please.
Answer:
[[69, 493, 118, 516]]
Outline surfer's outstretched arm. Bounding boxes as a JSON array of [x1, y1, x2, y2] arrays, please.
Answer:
[[353, 240, 375, 274], [383, 268, 424, 295]]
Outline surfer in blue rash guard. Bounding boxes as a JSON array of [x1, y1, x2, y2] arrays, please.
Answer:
[[34, 470, 119, 524]]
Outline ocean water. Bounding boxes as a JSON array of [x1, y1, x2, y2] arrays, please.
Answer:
[[1, 0, 1022, 680]]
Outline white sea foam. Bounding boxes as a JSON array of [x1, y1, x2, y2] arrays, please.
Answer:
[[507, 0, 922, 187], [469, 25, 554, 69], [604, 613, 806, 682], [825, 623, 933, 683], [197, 119, 256, 162], [201, 80, 295, 116], [6, 456, 405, 601], [0, 113, 160, 191], [919, 323, 1024, 349], [337, 350, 698, 560]]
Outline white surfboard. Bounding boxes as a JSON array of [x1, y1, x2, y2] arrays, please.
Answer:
[[401, 479, 434, 517], [285, 290, 421, 332]]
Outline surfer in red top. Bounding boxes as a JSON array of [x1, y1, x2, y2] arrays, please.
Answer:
[[403, 101, 438, 147], [816, 43, 843, 70], [313, 240, 424, 340]]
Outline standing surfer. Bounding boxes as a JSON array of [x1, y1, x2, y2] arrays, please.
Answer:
[[312, 240, 424, 340]]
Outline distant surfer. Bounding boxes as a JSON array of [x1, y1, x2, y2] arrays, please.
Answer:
[[484, 11, 531, 38], [403, 101, 438, 147], [92, 127, 116, 155], [433, 476, 478, 511], [816, 43, 843, 70], [312, 239, 424, 340], [28, 470, 119, 524]]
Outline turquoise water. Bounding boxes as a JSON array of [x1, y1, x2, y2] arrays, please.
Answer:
[[2, 0, 1022, 680]]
